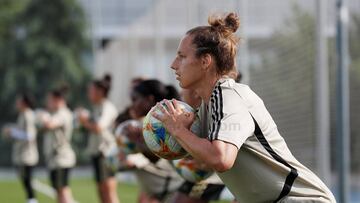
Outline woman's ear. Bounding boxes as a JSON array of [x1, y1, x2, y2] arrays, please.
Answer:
[[201, 53, 212, 71]]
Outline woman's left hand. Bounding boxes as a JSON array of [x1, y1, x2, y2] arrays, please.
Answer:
[[126, 124, 145, 147], [151, 99, 195, 137]]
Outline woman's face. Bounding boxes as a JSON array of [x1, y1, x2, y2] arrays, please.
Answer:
[[46, 94, 57, 111], [130, 91, 154, 118], [15, 97, 26, 112], [88, 84, 102, 104], [171, 35, 204, 89]]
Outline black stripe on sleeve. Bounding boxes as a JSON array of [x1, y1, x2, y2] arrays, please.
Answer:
[[251, 115, 298, 202], [214, 85, 224, 140], [210, 85, 219, 141], [210, 93, 217, 141], [209, 84, 224, 141]]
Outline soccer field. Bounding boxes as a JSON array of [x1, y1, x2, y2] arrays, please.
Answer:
[[0, 178, 231, 203]]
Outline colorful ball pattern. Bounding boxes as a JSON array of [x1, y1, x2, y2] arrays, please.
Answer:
[[172, 158, 213, 183], [142, 100, 201, 160], [115, 119, 142, 154]]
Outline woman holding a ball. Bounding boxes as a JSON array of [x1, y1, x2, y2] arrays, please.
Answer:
[[153, 12, 336, 202], [2, 93, 39, 203], [125, 79, 184, 203], [78, 74, 120, 203], [42, 85, 76, 203]]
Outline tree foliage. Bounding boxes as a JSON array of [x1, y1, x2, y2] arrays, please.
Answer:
[[0, 0, 91, 165]]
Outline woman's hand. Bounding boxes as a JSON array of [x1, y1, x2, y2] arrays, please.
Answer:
[[126, 124, 146, 150], [151, 99, 195, 138], [117, 151, 136, 169], [37, 111, 51, 127], [76, 108, 90, 125]]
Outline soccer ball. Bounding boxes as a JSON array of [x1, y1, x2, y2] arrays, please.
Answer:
[[104, 147, 120, 173], [172, 158, 213, 183], [142, 100, 201, 160], [115, 119, 142, 154]]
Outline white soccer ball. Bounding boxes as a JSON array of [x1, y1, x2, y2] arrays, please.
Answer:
[[142, 100, 200, 160], [115, 119, 143, 154], [172, 158, 213, 183]]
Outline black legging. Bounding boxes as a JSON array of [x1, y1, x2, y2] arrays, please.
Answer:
[[18, 165, 36, 199]]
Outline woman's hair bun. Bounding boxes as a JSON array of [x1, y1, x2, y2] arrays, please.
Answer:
[[103, 74, 112, 83], [92, 73, 112, 97], [59, 83, 69, 95], [51, 83, 69, 99], [208, 12, 240, 36]]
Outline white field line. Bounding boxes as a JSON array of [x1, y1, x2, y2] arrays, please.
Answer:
[[32, 179, 56, 199], [32, 179, 79, 203]]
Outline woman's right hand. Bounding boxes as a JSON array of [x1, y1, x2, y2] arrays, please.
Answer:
[[76, 107, 90, 125], [126, 124, 144, 144]]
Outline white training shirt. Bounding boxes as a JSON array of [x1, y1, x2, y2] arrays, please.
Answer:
[[86, 99, 118, 156], [197, 77, 336, 203], [11, 109, 39, 166], [134, 157, 184, 196], [43, 106, 76, 169]]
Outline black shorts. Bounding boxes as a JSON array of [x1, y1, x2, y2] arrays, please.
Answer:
[[178, 181, 225, 201], [49, 168, 71, 190], [92, 154, 115, 183]]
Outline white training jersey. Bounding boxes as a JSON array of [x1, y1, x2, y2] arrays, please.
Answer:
[[43, 106, 76, 169], [134, 156, 184, 196], [197, 77, 336, 203], [86, 99, 118, 156], [11, 109, 39, 166]]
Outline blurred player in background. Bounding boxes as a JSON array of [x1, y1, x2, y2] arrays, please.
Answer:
[[78, 74, 120, 203], [119, 79, 184, 203], [154, 12, 336, 202], [114, 77, 146, 127], [40, 85, 76, 203], [2, 93, 39, 203]]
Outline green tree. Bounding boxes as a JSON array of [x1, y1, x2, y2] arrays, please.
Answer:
[[0, 0, 91, 166]]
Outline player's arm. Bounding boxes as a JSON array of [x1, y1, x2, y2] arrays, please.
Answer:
[[172, 127, 238, 172], [153, 97, 254, 172], [6, 127, 31, 141], [80, 105, 117, 135], [42, 115, 61, 130], [79, 118, 101, 134], [5, 114, 36, 141], [153, 100, 239, 172]]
